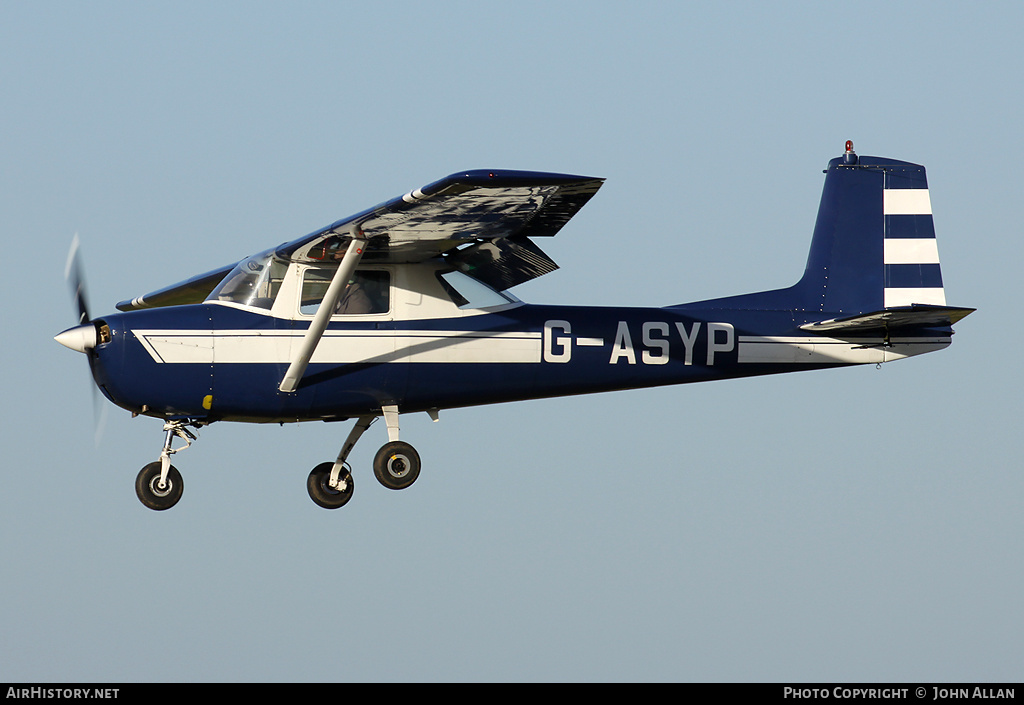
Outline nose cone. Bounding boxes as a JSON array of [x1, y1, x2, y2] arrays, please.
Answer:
[[54, 324, 97, 354]]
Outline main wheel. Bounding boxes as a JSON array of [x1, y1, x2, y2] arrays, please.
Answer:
[[307, 462, 354, 509], [135, 462, 184, 511], [373, 441, 421, 490]]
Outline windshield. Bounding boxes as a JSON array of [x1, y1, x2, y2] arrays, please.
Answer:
[[206, 249, 287, 309]]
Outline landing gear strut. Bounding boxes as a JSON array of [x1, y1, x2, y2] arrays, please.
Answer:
[[306, 405, 425, 509], [135, 419, 201, 511]]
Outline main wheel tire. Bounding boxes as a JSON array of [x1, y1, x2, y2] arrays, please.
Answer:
[[307, 462, 354, 509], [135, 462, 184, 511], [373, 441, 421, 490]]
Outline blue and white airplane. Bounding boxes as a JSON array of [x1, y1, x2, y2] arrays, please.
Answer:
[[56, 142, 973, 510]]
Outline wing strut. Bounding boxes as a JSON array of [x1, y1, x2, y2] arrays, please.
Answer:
[[279, 236, 365, 393]]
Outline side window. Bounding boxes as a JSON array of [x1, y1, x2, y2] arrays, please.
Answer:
[[300, 269, 390, 315], [436, 270, 516, 309]]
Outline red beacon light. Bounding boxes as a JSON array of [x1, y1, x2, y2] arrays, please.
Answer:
[[843, 140, 858, 165]]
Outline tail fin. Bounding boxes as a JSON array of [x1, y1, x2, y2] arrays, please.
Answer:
[[678, 142, 973, 330], [796, 141, 947, 314]]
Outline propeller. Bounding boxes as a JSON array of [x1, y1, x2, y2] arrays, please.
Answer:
[[65, 232, 90, 325], [61, 233, 107, 446]]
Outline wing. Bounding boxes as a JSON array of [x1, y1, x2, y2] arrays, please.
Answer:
[[116, 261, 239, 312], [116, 169, 603, 312], [276, 169, 604, 290]]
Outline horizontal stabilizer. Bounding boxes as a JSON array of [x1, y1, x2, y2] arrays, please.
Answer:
[[801, 304, 975, 334]]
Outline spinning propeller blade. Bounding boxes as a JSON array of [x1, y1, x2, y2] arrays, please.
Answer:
[[65, 232, 90, 325], [61, 234, 106, 446]]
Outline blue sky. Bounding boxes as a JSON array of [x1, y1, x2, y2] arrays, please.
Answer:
[[2, 1, 1020, 682]]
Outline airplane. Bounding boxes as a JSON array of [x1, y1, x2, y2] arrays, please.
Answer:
[[55, 142, 973, 511]]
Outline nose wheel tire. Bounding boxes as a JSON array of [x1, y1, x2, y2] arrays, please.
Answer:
[[135, 462, 184, 511], [307, 462, 354, 509], [373, 441, 421, 490]]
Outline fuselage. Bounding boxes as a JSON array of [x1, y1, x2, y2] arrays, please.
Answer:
[[85, 259, 949, 424]]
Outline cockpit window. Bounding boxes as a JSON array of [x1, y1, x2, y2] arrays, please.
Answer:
[[300, 269, 390, 315], [207, 249, 287, 310]]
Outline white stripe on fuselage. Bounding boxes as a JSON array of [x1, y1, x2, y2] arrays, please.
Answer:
[[737, 335, 949, 364], [133, 329, 543, 365], [132, 328, 949, 367]]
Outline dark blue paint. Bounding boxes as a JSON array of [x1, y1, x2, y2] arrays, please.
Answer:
[[885, 263, 943, 289], [885, 214, 936, 239]]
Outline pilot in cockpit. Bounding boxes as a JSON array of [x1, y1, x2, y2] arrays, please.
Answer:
[[327, 241, 388, 315], [335, 277, 374, 314]]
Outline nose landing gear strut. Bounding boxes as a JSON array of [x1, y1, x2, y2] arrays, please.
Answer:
[[135, 419, 202, 511]]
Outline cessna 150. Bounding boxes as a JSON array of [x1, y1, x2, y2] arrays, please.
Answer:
[[55, 142, 973, 511]]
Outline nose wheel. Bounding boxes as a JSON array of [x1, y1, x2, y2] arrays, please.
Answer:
[[134, 419, 201, 511], [136, 462, 184, 511]]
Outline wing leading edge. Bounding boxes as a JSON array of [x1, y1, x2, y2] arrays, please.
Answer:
[[116, 169, 603, 312], [115, 261, 239, 312]]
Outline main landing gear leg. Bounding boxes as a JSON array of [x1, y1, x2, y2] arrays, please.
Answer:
[[306, 415, 373, 509], [306, 406, 425, 509], [135, 420, 199, 511], [373, 405, 421, 491]]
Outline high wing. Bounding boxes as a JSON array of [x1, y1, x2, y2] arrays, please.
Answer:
[[276, 169, 604, 290], [116, 169, 603, 312]]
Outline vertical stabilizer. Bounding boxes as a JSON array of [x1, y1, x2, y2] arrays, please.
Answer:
[[796, 142, 946, 315]]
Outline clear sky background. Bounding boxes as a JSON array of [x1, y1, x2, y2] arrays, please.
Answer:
[[2, 1, 1019, 683]]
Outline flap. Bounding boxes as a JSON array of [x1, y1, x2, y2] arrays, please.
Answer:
[[445, 235, 559, 291]]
